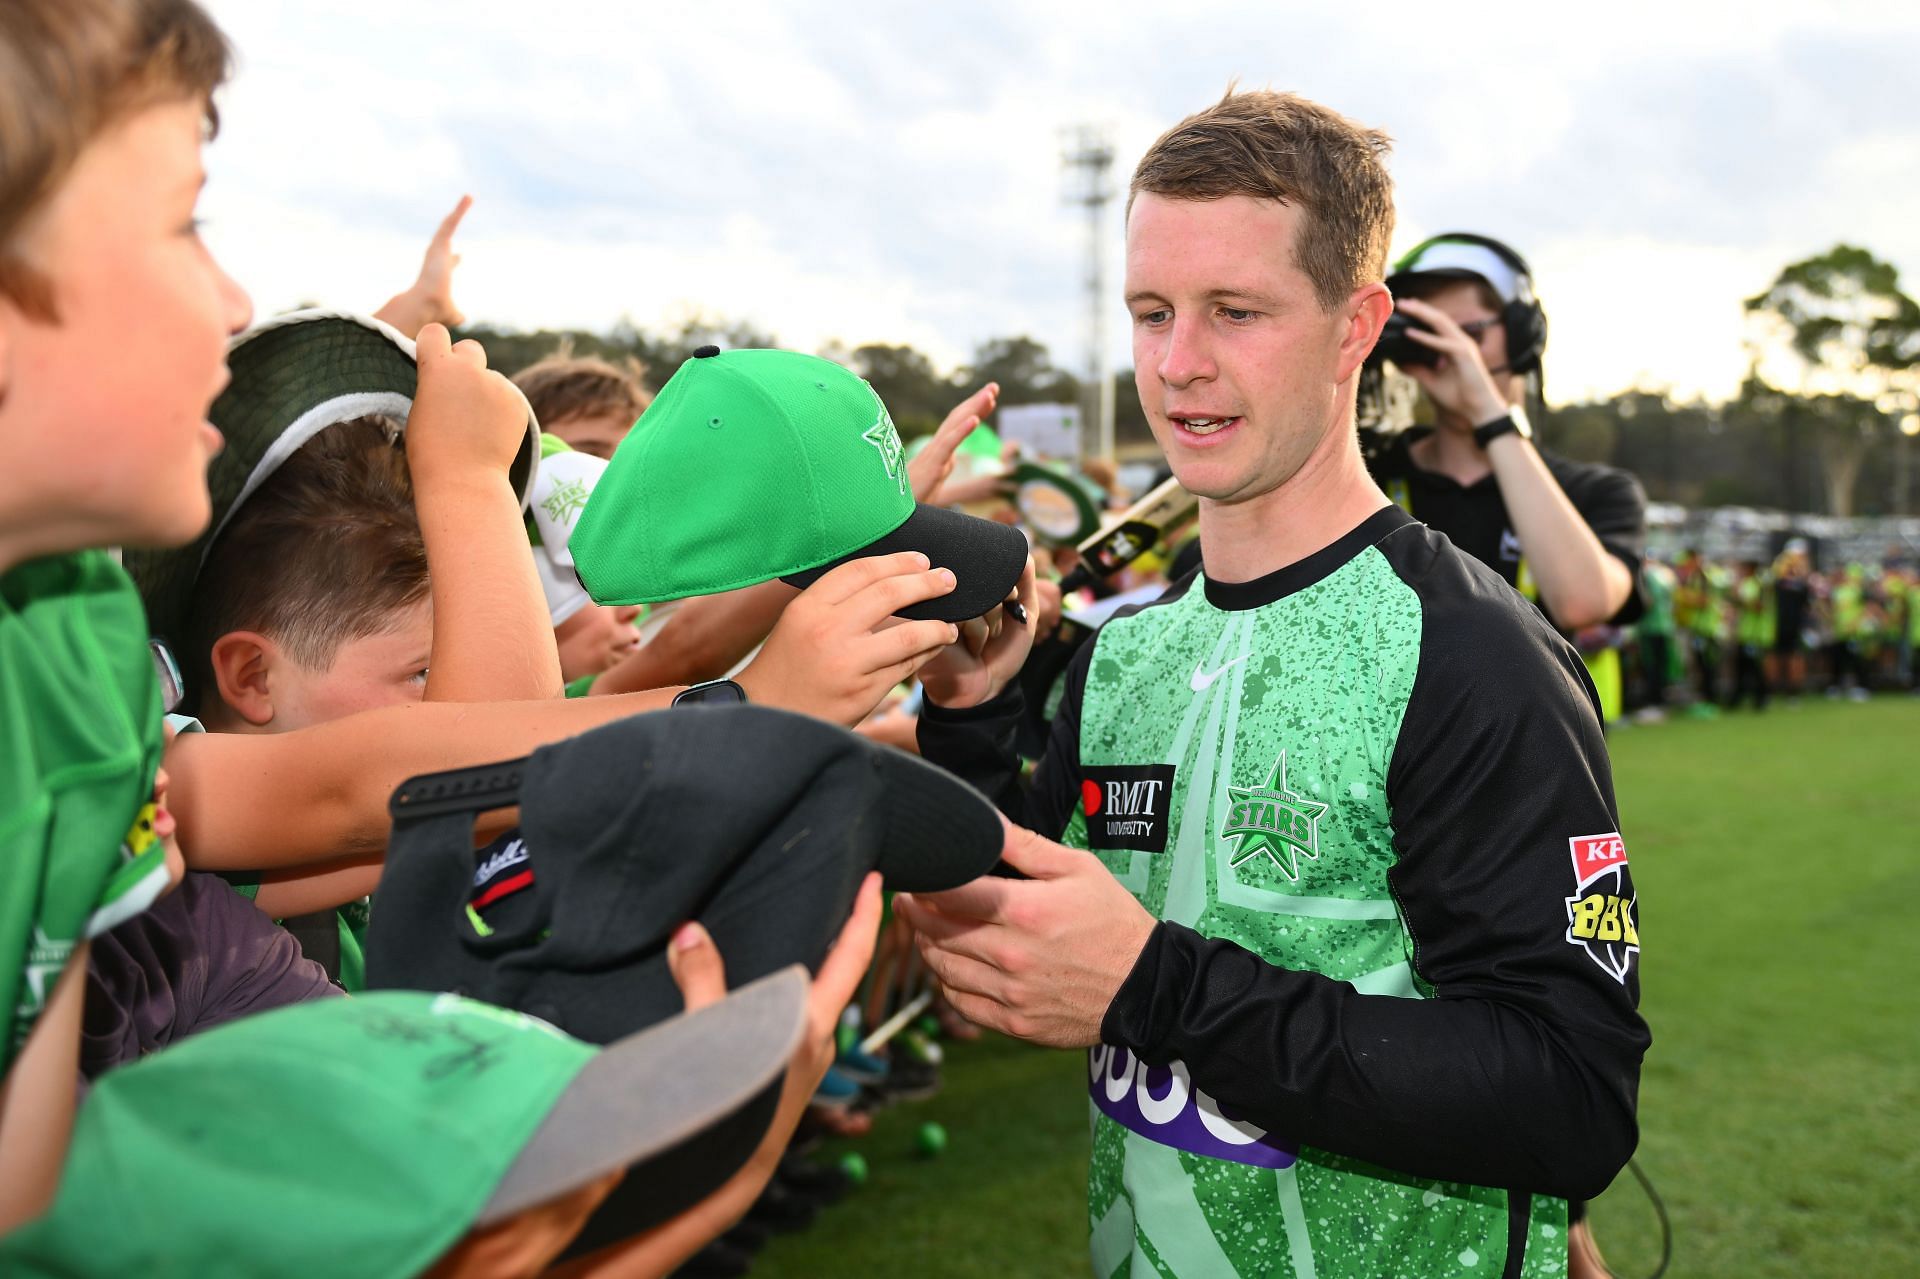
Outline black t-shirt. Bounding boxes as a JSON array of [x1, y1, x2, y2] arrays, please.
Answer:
[[82, 872, 340, 1081], [1366, 427, 1648, 628]]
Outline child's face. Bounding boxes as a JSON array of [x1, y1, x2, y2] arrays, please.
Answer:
[[0, 98, 252, 555], [266, 598, 435, 732], [548, 411, 636, 461]]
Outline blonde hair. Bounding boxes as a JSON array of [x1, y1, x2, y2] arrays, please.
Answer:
[[0, 0, 230, 318], [512, 345, 653, 429], [1131, 87, 1395, 312]]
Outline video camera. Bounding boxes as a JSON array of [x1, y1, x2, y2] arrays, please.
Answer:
[[1367, 310, 1442, 370]]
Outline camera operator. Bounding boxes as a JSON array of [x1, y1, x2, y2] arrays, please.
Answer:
[[1366, 236, 1647, 646], [1367, 235, 1648, 1275]]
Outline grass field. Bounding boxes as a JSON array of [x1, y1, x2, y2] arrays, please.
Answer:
[[757, 697, 1920, 1277]]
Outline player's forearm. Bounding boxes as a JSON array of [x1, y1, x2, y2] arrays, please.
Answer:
[[416, 470, 564, 702], [167, 691, 678, 869], [918, 686, 1042, 828], [1103, 921, 1641, 1200], [1484, 436, 1633, 628]]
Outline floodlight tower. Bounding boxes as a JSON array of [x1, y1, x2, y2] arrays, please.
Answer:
[[1063, 125, 1115, 465]]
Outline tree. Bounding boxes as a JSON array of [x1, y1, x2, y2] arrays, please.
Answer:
[[955, 336, 1079, 406], [1743, 245, 1920, 515], [846, 343, 951, 437]]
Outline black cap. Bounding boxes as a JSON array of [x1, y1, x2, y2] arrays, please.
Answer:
[[363, 704, 1005, 1045]]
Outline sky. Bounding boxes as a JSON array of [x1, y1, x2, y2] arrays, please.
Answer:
[[198, 0, 1920, 406]]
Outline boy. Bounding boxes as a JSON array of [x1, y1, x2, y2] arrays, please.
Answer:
[[513, 347, 654, 460], [0, 2, 909, 1266]]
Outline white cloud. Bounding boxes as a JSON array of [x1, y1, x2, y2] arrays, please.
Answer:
[[198, 0, 1920, 403]]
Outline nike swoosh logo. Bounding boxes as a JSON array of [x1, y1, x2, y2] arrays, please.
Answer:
[[1189, 654, 1249, 692]]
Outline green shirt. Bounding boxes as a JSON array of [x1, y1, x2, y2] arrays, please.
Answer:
[[922, 508, 1647, 1278], [1, 551, 173, 1073]]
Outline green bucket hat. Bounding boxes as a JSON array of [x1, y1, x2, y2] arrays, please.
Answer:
[[569, 347, 1028, 622], [124, 310, 541, 652], [0, 973, 806, 1277]]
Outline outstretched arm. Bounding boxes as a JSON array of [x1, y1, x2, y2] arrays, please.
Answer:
[[373, 195, 472, 338], [170, 554, 963, 871], [408, 323, 562, 702]]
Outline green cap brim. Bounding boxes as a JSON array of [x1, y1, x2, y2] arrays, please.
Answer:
[[123, 310, 541, 651]]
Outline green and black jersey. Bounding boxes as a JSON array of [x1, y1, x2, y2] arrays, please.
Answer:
[[920, 506, 1647, 1279]]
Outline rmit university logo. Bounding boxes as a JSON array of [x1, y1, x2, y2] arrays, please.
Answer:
[[1089, 1044, 1297, 1170], [1079, 765, 1176, 853], [1564, 832, 1639, 983], [1220, 750, 1328, 882]]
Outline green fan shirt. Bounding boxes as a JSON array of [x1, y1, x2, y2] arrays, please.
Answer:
[[2, 551, 173, 1074]]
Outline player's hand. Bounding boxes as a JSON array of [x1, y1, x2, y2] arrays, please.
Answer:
[[917, 556, 1039, 708], [376, 195, 472, 337], [405, 323, 530, 486], [1393, 296, 1510, 431], [909, 382, 999, 503], [895, 820, 1155, 1049], [736, 554, 959, 725]]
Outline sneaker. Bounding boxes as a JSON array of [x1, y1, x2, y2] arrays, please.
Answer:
[[898, 1028, 944, 1067], [1629, 706, 1667, 725], [811, 1065, 860, 1109], [747, 1180, 819, 1234], [835, 1042, 890, 1087], [879, 1054, 942, 1103], [1848, 686, 1871, 702], [778, 1154, 855, 1206]]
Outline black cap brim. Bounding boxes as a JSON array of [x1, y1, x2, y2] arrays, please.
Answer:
[[779, 502, 1029, 622], [478, 966, 806, 1229]]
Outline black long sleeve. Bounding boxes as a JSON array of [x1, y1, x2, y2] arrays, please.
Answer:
[[916, 639, 1092, 841], [1101, 539, 1648, 1201]]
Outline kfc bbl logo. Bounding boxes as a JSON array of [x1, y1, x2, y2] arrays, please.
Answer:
[[1564, 832, 1639, 982]]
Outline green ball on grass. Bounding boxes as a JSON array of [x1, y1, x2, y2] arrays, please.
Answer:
[[838, 1152, 869, 1184], [915, 1121, 948, 1158]]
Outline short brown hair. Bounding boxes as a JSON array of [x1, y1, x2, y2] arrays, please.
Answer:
[[512, 346, 653, 430], [0, 0, 231, 318], [1130, 87, 1395, 311], [184, 417, 428, 712]]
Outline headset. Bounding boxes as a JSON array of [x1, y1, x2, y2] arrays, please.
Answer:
[[1388, 232, 1549, 376]]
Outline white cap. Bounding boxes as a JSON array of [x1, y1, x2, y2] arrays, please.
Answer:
[[527, 445, 608, 625], [1391, 240, 1530, 305]]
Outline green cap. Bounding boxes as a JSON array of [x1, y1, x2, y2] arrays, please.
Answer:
[[0, 974, 806, 1277], [569, 348, 1027, 622], [124, 310, 542, 653]]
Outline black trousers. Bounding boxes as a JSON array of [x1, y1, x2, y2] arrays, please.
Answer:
[[1730, 643, 1769, 709]]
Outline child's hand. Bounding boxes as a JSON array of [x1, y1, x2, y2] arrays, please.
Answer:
[[373, 195, 472, 337], [736, 553, 959, 725], [405, 323, 530, 486], [909, 382, 998, 503]]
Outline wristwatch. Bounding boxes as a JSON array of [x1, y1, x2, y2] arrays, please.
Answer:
[[671, 678, 748, 708], [1473, 406, 1533, 450]]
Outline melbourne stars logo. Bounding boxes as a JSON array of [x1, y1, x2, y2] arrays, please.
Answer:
[[861, 387, 908, 495], [1220, 750, 1328, 882]]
